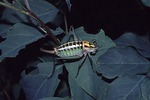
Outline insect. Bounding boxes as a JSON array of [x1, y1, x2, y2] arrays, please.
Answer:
[[41, 26, 98, 78]]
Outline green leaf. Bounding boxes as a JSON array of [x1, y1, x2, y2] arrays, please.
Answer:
[[39, 97, 66, 100], [0, 23, 43, 62], [141, 0, 150, 7], [96, 47, 150, 79], [0, 24, 12, 37], [51, 27, 64, 36], [28, 0, 59, 23], [68, 75, 96, 100], [1, 1, 29, 23], [141, 77, 150, 100], [20, 62, 63, 100], [61, 27, 115, 99], [106, 75, 147, 100], [68, 57, 109, 99], [1, 0, 58, 23], [55, 81, 70, 98], [115, 32, 150, 58]]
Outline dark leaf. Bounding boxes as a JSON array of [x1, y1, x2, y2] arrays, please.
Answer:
[[1, 0, 58, 23], [20, 62, 63, 100], [62, 27, 115, 99], [0, 23, 43, 62], [51, 27, 64, 36], [141, 77, 150, 99], [67, 57, 109, 100], [105, 75, 148, 100], [0, 24, 12, 37], [68, 75, 98, 100], [1, 2, 29, 23], [39, 97, 66, 100], [141, 0, 150, 7], [146, 71, 150, 77], [96, 47, 150, 79], [55, 81, 70, 98], [29, 0, 59, 23], [115, 32, 150, 58]]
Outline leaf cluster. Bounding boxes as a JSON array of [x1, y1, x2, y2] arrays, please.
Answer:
[[0, 0, 150, 100]]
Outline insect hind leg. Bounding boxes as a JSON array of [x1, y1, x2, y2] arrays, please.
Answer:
[[75, 53, 87, 78], [75, 52, 98, 78], [87, 53, 97, 72]]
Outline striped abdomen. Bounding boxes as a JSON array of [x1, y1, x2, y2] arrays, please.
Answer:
[[55, 41, 83, 58]]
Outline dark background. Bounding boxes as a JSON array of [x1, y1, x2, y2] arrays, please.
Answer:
[[69, 0, 150, 39]]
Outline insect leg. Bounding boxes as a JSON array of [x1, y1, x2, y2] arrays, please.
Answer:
[[87, 53, 96, 72], [75, 53, 87, 78], [65, 26, 81, 42], [69, 26, 79, 41]]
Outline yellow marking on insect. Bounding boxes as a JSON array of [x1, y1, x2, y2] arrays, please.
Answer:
[[82, 41, 95, 48]]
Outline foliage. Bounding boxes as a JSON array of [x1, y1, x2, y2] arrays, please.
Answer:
[[141, 0, 150, 7], [0, 23, 43, 61], [0, 0, 150, 100]]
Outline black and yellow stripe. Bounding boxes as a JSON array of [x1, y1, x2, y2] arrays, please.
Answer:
[[54, 40, 96, 58], [56, 41, 83, 57]]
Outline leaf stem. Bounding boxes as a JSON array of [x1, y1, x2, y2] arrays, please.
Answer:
[[0, 2, 29, 16], [0, 1, 61, 46], [27, 10, 61, 45]]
